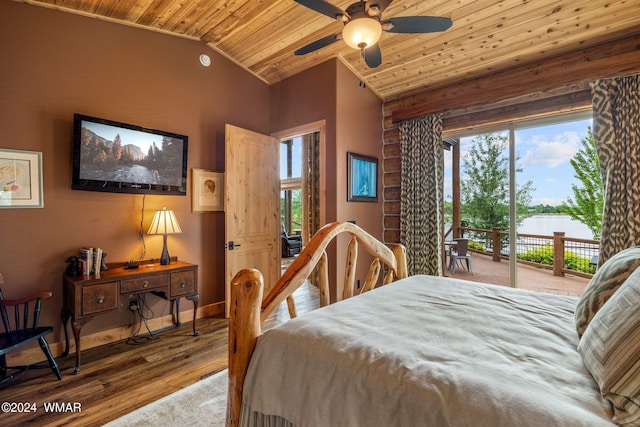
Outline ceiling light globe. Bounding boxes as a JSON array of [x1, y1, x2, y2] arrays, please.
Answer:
[[343, 17, 382, 50]]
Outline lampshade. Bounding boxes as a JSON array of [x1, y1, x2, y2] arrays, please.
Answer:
[[147, 208, 182, 235], [342, 17, 382, 50], [147, 208, 182, 265]]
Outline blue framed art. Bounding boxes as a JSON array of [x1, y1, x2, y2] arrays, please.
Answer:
[[347, 152, 378, 202]]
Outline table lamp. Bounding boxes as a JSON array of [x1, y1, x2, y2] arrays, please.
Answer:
[[147, 207, 182, 265]]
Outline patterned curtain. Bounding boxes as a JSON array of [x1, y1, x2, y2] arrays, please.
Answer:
[[303, 131, 321, 243], [303, 131, 321, 287], [590, 74, 640, 265], [399, 115, 444, 275]]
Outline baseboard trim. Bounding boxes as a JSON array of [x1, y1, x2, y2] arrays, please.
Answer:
[[8, 301, 225, 366]]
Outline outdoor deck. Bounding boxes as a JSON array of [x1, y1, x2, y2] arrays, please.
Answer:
[[445, 251, 591, 297], [283, 249, 591, 298]]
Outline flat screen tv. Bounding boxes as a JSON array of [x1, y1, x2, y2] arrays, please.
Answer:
[[72, 114, 188, 196]]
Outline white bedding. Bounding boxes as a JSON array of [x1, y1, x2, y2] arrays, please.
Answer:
[[241, 275, 614, 427]]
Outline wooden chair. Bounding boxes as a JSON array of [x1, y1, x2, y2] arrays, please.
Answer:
[[0, 273, 62, 385], [449, 238, 473, 274]]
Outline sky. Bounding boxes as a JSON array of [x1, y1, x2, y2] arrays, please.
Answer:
[[444, 117, 594, 206], [280, 137, 304, 178], [83, 120, 167, 153]]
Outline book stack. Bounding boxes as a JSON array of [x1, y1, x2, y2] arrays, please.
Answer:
[[79, 247, 104, 276]]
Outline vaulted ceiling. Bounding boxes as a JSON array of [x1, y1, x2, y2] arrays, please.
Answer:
[[19, 0, 640, 102]]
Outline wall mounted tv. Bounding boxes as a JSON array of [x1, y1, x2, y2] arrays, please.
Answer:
[[72, 114, 188, 196]]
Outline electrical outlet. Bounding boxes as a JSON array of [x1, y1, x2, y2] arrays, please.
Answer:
[[129, 297, 138, 311]]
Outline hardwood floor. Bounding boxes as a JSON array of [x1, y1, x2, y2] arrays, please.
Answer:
[[1, 281, 319, 426], [0, 263, 586, 426]]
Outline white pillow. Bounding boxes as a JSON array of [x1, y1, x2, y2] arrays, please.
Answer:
[[578, 266, 640, 426], [575, 246, 640, 338]]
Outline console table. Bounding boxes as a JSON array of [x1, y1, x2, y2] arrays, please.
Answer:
[[61, 259, 199, 374]]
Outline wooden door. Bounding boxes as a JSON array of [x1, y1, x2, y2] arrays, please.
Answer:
[[224, 124, 280, 317]]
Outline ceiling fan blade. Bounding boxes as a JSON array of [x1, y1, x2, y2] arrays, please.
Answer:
[[383, 16, 452, 33], [365, 0, 394, 15], [294, 0, 346, 20], [362, 43, 382, 68], [294, 34, 341, 55]]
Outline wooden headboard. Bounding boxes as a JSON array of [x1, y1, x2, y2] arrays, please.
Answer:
[[226, 221, 407, 426]]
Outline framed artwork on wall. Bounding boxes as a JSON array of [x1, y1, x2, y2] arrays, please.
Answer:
[[0, 148, 43, 208], [192, 168, 224, 212], [347, 152, 378, 202]]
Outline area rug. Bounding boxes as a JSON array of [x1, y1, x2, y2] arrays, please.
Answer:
[[105, 369, 227, 427]]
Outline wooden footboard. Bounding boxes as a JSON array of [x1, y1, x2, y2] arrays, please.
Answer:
[[226, 222, 407, 426]]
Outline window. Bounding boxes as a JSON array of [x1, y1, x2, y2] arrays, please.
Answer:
[[281, 137, 303, 235]]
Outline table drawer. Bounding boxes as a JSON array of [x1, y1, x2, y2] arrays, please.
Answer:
[[170, 271, 196, 297], [82, 282, 118, 315], [121, 273, 166, 293]]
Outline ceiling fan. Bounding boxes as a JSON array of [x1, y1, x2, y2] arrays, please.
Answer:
[[293, 0, 452, 68]]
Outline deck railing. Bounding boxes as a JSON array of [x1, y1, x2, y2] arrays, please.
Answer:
[[456, 227, 599, 278]]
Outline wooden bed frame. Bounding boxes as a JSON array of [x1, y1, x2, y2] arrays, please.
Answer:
[[226, 222, 407, 426]]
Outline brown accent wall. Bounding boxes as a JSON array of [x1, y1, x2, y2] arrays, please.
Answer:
[[270, 60, 338, 226], [335, 62, 383, 298], [270, 59, 383, 301], [0, 1, 269, 338], [335, 62, 383, 237]]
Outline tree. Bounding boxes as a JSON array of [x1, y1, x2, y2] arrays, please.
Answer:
[[112, 134, 123, 162], [280, 189, 303, 230], [565, 127, 603, 239], [461, 133, 534, 231]]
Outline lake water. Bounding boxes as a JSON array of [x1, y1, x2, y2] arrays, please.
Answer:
[[446, 214, 597, 257], [518, 214, 594, 240]]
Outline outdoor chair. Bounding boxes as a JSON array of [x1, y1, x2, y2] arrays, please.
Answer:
[[449, 238, 473, 274], [0, 273, 62, 385]]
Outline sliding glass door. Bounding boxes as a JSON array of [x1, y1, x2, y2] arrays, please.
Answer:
[[455, 129, 514, 285], [445, 112, 593, 289]]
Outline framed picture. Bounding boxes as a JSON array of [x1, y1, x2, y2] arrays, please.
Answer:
[[347, 152, 378, 202], [192, 168, 224, 212], [0, 149, 43, 208]]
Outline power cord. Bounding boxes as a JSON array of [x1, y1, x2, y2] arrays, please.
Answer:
[[138, 194, 147, 260], [126, 293, 157, 345]]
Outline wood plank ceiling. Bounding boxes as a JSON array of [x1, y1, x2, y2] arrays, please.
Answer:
[[18, 0, 640, 102]]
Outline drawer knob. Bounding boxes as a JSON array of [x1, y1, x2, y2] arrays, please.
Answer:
[[180, 281, 186, 288], [97, 296, 105, 304], [143, 280, 149, 288]]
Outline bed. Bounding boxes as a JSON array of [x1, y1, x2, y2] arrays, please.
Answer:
[[226, 222, 640, 427]]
